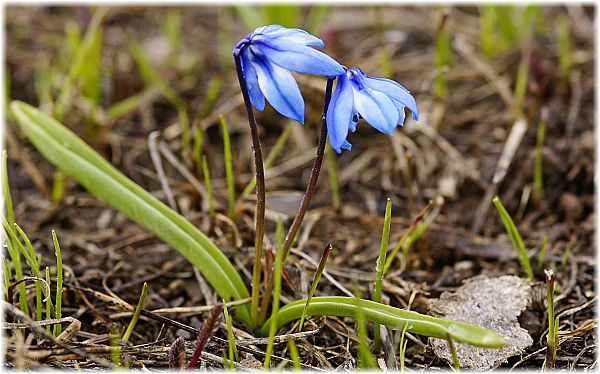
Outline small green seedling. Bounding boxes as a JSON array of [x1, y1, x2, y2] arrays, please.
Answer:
[[374, 198, 392, 350], [122, 282, 148, 342], [492, 196, 534, 281], [220, 116, 236, 220], [544, 270, 559, 370], [223, 300, 238, 369], [299, 243, 332, 331]]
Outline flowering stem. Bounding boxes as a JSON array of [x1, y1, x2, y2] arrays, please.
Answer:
[[233, 52, 266, 326], [283, 77, 335, 262]]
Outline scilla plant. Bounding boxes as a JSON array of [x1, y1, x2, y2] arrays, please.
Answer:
[[10, 24, 505, 351]]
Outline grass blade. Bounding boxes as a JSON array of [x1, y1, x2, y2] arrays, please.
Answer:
[[264, 217, 285, 369], [223, 300, 239, 368], [492, 196, 534, 281], [52, 230, 63, 336], [44, 266, 52, 332], [10, 100, 253, 327], [202, 155, 216, 219], [537, 236, 548, 273], [287, 337, 301, 370], [260, 296, 505, 348], [220, 116, 236, 220], [122, 282, 148, 342], [299, 243, 332, 331], [374, 198, 392, 349], [356, 300, 378, 369]]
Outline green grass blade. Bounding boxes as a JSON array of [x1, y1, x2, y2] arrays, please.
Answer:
[[492, 196, 534, 281], [299, 243, 332, 331], [106, 85, 160, 121], [52, 230, 63, 336], [260, 296, 505, 348], [3, 151, 15, 226], [198, 76, 222, 119], [122, 282, 148, 342], [287, 337, 301, 370], [3, 257, 12, 301], [356, 300, 377, 369], [45, 266, 52, 332], [374, 198, 392, 349], [223, 300, 239, 368], [201, 156, 215, 219], [193, 126, 204, 175], [264, 217, 285, 369], [1, 225, 28, 315], [220, 116, 236, 220], [262, 5, 298, 27], [162, 9, 182, 58], [537, 236, 548, 273], [54, 8, 107, 121], [234, 5, 265, 30], [399, 324, 408, 371], [306, 5, 329, 35], [10, 100, 253, 327]]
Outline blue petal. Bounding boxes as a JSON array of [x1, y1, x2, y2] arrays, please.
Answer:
[[251, 53, 304, 123], [251, 37, 344, 76], [361, 75, 419, 120], [341, 140, 352, 151], [255, 24, 324, 47], [241, 51, 265, 111], [349, 109, 359, 132], [393, 101, 407, 127], [326, 73, 353, 153], [353, 88, 398, 135]]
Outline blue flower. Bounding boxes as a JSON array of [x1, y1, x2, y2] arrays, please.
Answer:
[[234, 25, 345, 124], [326, 67, 419, 153]]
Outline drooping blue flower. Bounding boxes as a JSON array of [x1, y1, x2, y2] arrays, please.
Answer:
[[326, 67, 419, 153], [234, 25, 345, 124]]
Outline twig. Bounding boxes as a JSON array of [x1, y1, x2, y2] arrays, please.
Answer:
[[471, 116, 528, 233], [3, 302, 113, 368], [148, 131, 178, 210]]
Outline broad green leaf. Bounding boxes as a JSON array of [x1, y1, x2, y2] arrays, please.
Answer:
[[10, 101, 253, 328], [260, 296, 506, 348]]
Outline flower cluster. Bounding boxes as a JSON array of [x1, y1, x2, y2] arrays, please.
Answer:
[[235, 24, 418, 153]]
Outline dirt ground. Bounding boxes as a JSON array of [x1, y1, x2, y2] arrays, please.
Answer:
[[3, 5, 596, 370]]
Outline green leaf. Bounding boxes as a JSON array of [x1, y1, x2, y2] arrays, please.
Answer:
[[260, 296, 505, 348], [10, 101, 253, 328]]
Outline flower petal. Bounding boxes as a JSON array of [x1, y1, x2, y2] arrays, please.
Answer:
[[251, 53, 304, 123], [354, 88, 399, 135], [252, 37, 344, 76], [326, 73, 354, 153], [393, 101, 407, 127], [341, 140, 352, 151], [361, 75, 419, 120], [255, 24, 324, 47], [241, 51, 265, 111]]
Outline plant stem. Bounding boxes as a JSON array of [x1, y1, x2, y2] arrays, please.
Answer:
[[282, 77, 334, 261], [233, 52, 266, 326]]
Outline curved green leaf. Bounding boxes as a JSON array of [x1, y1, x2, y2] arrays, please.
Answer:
[[10, 101, 253, 328], [260, 296, 505, 348]]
